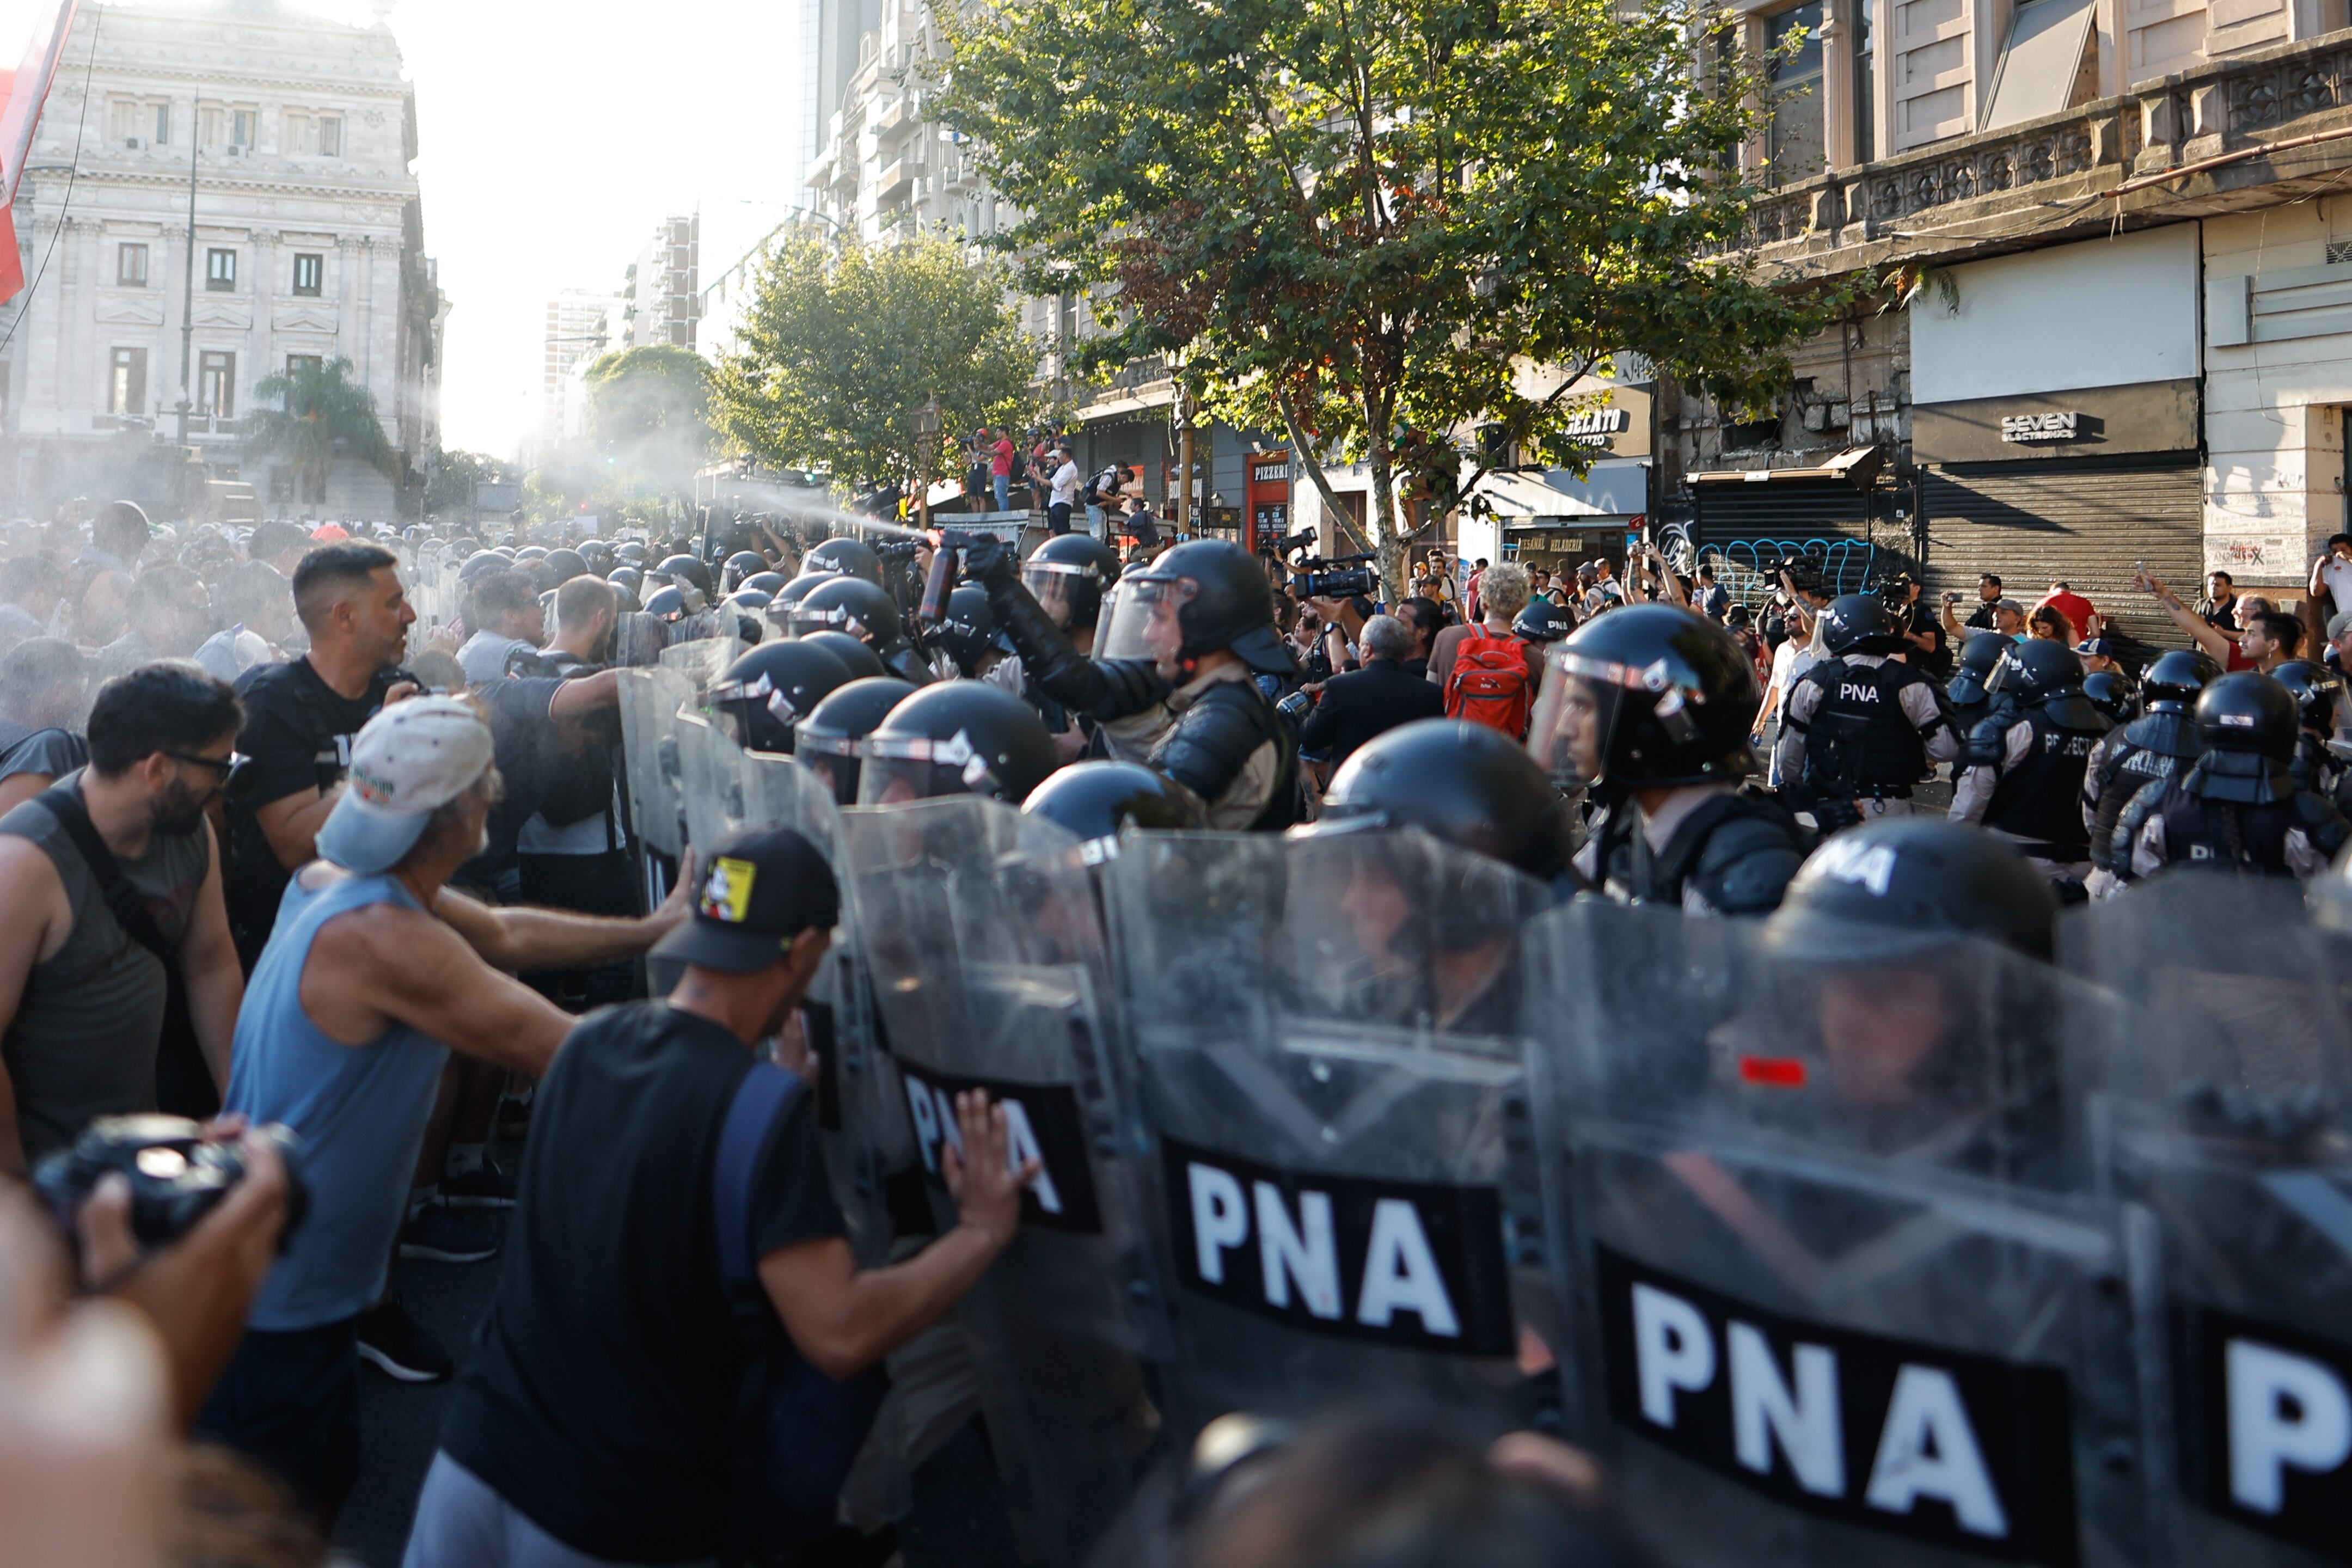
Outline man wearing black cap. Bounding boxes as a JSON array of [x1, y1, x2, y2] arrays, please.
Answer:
[[406, 826, 1037, 1568]]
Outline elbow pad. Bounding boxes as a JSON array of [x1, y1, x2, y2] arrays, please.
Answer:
[[1151, 682, 1282, 806]]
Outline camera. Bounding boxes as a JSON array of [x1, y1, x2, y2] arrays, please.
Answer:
[[33, 1116, 309, 1256], [1766, 555, 1823, 596], [1287, 552, 1379, 601]]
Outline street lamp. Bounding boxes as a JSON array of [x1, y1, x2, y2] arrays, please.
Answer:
[[914, 396, 945, 531]]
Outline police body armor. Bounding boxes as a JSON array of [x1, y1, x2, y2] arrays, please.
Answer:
[[2133, 769, 2352, 878], [1104, 829, 1559, 1448], [1979, 699, 2109, 861], [1589, 790, 1810, 915], [2064, 876, 2352, 1566], [840, 798, 1163, 1567], [1794, 656, 1932, 800], [2086, 710, 2198, 873], [1524, 899, 2149, 1568]]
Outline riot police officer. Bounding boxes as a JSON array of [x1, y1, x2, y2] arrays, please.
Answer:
[[985, 532, 1122, 746], [1949, 639, 2114, 883], [964, 534, 1302, 830], [2080, 648, 2213, 897], [787, 575, 931, 685], [1945, 632, 2012, 738], [2271, 658, 2347, 801], [932, 585, 1003, 681], [2117, 672, 2352, 879], [708, 640, 853, 754], [1765, 817, 2061, 963], [1773, 593, 1957, 831], [1294, 717, 1576, 882], [794, 676, 917, 805], [1525, 603, 1808, 912], [1020, 759, 1204, 863], [858, 680, 1060, 805]]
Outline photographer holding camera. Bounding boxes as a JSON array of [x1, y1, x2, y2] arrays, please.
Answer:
[[963, 532, 1303, 829], [1295, 615, 1444, 769]]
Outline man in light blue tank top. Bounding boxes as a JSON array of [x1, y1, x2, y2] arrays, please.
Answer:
[[196, 696, 688, 1518]]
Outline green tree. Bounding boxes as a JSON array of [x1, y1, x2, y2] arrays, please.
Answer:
[[710, 230, 1040, 495], [940, 0, 1831, 594], [242, 357, 399, 506], [584, 344, 713, 503], [424, 448, 509, 520]]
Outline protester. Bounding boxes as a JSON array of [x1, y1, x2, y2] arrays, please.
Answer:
[[405, 829, 1036, 1568], [2198, 568, 2241, 630], [989, 426, 1016, 512], [0, 665, 244, 1172], [0, 638, 90, 816], [2036, 580, 2096, 641], [1963, 572, 2004, 630], [1295, 615, 1445, 769], [2142, 571, 2298, 672], [197, 697, 688, 1521], [1048, 443, 1081, 536], [1695, 562, 1731, 620], [457, 569, 544, 685]]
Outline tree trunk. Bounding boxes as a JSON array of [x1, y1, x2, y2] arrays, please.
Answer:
[[1366, 431, 1407, 604]]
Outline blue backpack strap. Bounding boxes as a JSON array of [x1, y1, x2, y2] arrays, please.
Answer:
[[715, 1061, 804, 1300]]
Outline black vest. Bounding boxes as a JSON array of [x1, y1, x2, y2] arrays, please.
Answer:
[[2087, 720, 2197, 872], [2157, 789, 2298, 877], [1798, 657, 1932, 798], [1986, 704, 2105, 858]]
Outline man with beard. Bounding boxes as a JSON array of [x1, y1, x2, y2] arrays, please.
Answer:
[[0, 664, 245, 1173]]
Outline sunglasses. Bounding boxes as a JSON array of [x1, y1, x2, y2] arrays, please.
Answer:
[[168, 750, 254, 803]]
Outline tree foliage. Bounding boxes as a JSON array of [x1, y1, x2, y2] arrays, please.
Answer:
[[940, 0, 1833, 593], [424, 448, 508, 519], [585, 344, 714, 501], [709, 230, 1041, 493], [242, 357, 399, 505]]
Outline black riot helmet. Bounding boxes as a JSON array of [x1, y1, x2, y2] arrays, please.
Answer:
[[2141, 648, 2219, 714], [858, 681, 1058, 805], [642, 583, 702, 623], [802, 629, 886, 681], [1512, 600, 1577, 648], [2081, 670, 2136, 727], [795, 676, 917, 805], [578, 540, 616, 575], [1818, 593, 1904, 657], [1525, 604, 1760, 791], [723, 588, 775, 616], [607, 565, 644, 598], [608, 580, 643, 615], [2198, 671, 2299, 759], [514, 544, 549, 562], [709, 640, 853, 754], [805, 536, 884, 585], [721, 550, 768, 593], [789, 575, 902, 646], [1097, 538, 1297, 679], [1021, 533, 1123, 633], [542, 548, 588, 584], [612, 540, 648, 566], [459, 548, 509, 584], [1022, 761, 1204, 861], [1985, 638, 2085, 705], [772, 569, 840, 612], [1946, 633, 2008, 708], [934, 585, 999, 677], [741, 571, 787, 596], [651, 553, 714, 599], [2273, 659, 2344, 733], [1765, 817, 2060, 963], [1295, 718, 1575, 880]]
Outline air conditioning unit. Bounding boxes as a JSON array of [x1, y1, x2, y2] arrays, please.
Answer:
[[124, 137, 144, 150]]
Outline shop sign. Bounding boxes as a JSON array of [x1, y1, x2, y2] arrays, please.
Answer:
[[1999, 412, 2081, 444]]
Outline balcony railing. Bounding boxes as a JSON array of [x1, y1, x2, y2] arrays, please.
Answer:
[[1727, 26, 2352, 270]]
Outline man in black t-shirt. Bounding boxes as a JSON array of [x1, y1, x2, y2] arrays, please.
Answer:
[[407, 827, 1034, 1568], [225, 542, 418, 967]]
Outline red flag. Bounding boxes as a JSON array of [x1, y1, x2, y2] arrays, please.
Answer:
[[0, 1, 83, 306]]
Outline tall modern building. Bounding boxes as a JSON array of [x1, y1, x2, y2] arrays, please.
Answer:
[[539, 287, 617, 457], [622, 214, 699, 352], [0, 0, 446, 518]]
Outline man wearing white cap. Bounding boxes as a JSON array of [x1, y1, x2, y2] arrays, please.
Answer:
[[194, 697, 687, 1520]]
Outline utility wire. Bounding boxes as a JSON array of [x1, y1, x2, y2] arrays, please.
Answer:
[[0, 4, 104, 359]]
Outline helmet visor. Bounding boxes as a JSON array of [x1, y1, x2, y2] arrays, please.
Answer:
[[1022, 561, 1097, 630], [1525, 646, 1645, 790], [1097, 575, 1193, 666], [856, 730, 1007, 805], [793, 728, 862, 805], [788, 602, 873, 641]]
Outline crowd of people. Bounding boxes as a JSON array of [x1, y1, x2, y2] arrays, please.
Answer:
[[5, 490, 2352, 1568]]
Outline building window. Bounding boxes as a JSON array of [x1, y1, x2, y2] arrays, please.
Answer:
[[107, 347, 146, 416], [317, 115, 342, 157], [285, 353, 323, 380], [206, 248, 236, 291], [284, 111, 344, 156], [151, 102, 170, 146], [109, 99, 138, 144], [198, 351, 235, 419], [233, 109, 255, 148], [1765, 2, 1827, 182], [291, 252, 323, 296], [117, 243, 148, 287], [1850, 0, 1874, 164], [1981, 0, 2099, 131]]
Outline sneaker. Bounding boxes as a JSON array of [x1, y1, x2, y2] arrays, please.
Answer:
[[439, 1157, 518, 1209], [355, 1295, 454, 1383], [397, 1203, 499, 1264]]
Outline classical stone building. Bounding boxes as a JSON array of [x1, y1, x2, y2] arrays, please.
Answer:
[[1682, 0, 2352, 640], [0, 0, 446, 520]]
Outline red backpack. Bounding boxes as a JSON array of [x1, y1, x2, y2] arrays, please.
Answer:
[[1444, 633, 1537, 737]]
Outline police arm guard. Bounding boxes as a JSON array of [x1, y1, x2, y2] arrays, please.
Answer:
[[981, 569, 1169, 721], [1152, 678, 1285, 808], [1962, 713, 2014, 772], [1689, 806, 1809, 916], [2295, 789, 2352, 864], [2110, 776, 2170, 882]]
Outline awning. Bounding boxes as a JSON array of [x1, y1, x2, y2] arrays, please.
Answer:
[[1689, 446, 1883, 490], [1477, 458, 1650, 519]]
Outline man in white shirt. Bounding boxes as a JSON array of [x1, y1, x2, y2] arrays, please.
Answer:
[[1047, 445, 1081, 536], [2312, 534, 2352, 620]]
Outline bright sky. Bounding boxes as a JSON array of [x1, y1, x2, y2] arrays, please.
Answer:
[[6, 0, 810, 459]]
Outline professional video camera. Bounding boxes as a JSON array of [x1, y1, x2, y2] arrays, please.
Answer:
[[1263, 529, 1379, 600], [1766, 554, 1824, 596], [34, 1115, 309, 1257]]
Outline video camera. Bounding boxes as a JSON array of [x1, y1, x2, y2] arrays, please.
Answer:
[[1767, 554, 1824, 597], [1265, 530, 1378, 600]]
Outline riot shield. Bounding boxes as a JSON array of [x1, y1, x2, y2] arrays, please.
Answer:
[[1102, 830, 1556, 1448], [1527, 899, 2150, 1568], [2065, 876, 2352, 1566], [840, 797, 1162, 1567], [615, 664, 694, 860]]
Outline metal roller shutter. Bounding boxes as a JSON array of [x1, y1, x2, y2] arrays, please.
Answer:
[[1693, 477, 1903, 595], [1922, 456, 2201, 650]]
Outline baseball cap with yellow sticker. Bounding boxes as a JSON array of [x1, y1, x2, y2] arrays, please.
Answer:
[[651, 826, 840, 973]]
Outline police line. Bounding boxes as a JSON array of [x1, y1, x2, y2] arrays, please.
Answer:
[[619, 655, 2352, 1568]]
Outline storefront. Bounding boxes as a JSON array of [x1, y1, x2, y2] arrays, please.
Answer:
[[1484, 377, 1653, 577], [1907, 224, 2202, 645], [1246, 451, 1291, 553]]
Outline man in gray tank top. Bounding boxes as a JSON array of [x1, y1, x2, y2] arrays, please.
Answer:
[[0, 664, 246, 1172]]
